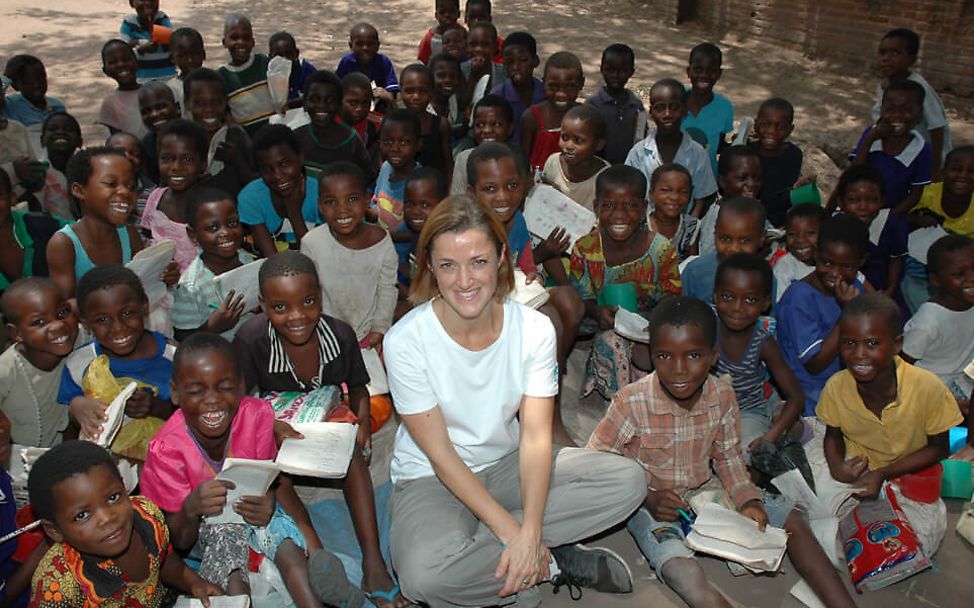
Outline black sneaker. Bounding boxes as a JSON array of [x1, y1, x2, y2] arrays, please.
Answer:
[[550, 543, 633, 600]]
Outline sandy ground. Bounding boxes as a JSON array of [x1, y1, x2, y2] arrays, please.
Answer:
[[3, 1, 973, 606], [1, 0, 971, 194]]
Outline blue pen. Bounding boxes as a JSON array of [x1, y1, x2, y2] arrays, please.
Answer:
[[677, 509, 692, 522]]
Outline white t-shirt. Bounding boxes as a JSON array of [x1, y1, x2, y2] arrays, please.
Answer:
[[902, 302, 974, 398], [385, 299, 559, 482]]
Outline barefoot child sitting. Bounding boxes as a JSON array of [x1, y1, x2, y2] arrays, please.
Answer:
[[819, 293, 962, 555], [588, 297, 857, 608], [231, 253, 409, 608], [140, 333, 366, 607], [29, 440, 220, 607]]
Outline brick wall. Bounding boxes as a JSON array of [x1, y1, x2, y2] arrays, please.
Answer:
[[673, 0, 974, 96]]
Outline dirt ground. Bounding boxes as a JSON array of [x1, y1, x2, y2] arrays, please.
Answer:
[[3, 1, 973, 607], [1, 0, 972, 195]]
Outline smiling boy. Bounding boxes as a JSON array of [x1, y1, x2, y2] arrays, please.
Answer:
[[217, 14, 276, 137], [590, 297, 856, 608], [336, 23, 399, 110], [819, 293, 961, 554]]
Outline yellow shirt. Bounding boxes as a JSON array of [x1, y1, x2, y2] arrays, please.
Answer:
[[816, 357, 962, 469], [915, 182, 974, 238]]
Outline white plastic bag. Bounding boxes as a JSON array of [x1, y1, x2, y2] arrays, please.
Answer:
[[266, 56, 292, 113], [250, 557, 296, 608]]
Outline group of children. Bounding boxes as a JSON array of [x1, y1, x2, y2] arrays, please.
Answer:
[[0, 0, 972, 606]]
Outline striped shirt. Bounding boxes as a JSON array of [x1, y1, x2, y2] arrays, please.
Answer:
[[119, 12, 177, 82], [267, 317, 341, 391], [218, 53, 275, 137], [716, 315, 775, 414], [587, 373, 761, 509], [172, 252, 256, 340]]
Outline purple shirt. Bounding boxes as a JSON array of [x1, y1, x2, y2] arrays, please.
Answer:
[[336, 52, 400, 93], [490, 77, 546, 145], [851, 128, 932, 209]]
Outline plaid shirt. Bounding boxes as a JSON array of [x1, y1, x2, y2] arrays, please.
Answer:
[[587, 373, 760, 509]]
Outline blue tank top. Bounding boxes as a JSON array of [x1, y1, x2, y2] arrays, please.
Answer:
[[58, 224, 133, 281], [716, 315, 775, 413]]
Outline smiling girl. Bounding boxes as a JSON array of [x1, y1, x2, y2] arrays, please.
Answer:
[[570, 165, 681, 399]]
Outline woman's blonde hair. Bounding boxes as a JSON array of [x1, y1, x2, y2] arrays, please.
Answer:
[[409, 194, 515, 305]]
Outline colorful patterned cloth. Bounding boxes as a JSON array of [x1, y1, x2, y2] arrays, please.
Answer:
[[29, 496, 171, 608]]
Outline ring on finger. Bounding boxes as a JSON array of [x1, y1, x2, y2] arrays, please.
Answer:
[[521, 578, 530, 586]]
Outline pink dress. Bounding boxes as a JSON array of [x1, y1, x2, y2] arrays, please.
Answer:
[[141, 187, 199, 272], [141, 396, 277, 513]]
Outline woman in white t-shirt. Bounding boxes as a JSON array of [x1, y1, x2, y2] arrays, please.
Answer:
[[384, 195, 645, 607]]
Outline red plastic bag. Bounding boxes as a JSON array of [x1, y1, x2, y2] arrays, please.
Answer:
[[841, 485, 931, 591]]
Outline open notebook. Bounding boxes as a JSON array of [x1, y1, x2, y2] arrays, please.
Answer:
[[684, 503, 788, 572], [93, 381, 139, 448], [214, 259, 265, 312], [207, 459, 280, 525], [275, 422, 359, 478], [509, 269, 549, 309]]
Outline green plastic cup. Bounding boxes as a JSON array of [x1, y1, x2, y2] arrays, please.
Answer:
[[598, 282, 638, 312], [941, 459, 974, 500], [790, 182, 822, 207]]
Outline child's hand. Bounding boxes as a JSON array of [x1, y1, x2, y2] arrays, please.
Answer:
[[234, 492, 275, 527], [124, 388, 154, 419], [213, 140, 237, 163], [870, 120, 894, 141], [69, 396, 108, 440], [853, 470, 885, 500], [356, 423, 373, 465], [160, 261, 180, 288], [207, 290, 246, 334], [749, 428, 784, 452], [273, 419, 304, 447], [185, 479, 233, 519], [534, 227, 570, 262], [833, 455, 869, 482], [469, 54, 490, 76], [523, 271, 544, 285], [136, 40, 159, 55], [12, 157, 45, 188], [740, 499, 768, 532], [950, 444, 974, 462], [793, 174, 817, 188], [645, 488, 687, 522], [373, 87, 396, 108], [834, 279, 859, 305], [364, 331, 384, 356], [595, 305, 617, 331], [189, 579, 223, 607]]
